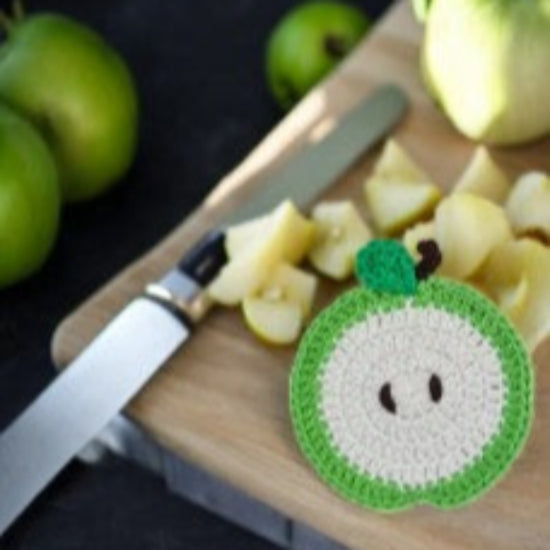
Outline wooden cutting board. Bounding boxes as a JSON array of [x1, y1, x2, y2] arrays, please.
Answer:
[[52, 2, 550, 549]]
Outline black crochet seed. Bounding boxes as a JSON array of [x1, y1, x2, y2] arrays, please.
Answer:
[[429, 374, 443, 403], [415, 239, 442, 281], [379, 382, 396, 414]]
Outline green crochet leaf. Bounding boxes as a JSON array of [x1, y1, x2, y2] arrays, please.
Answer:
[[355, 239, 417, 296]]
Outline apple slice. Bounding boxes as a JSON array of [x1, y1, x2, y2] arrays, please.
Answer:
[[224, 215, 269, 258], [374, 139, 428, 181], [308, 201, 372, 280], [209, 202, 313, 305], [209, 201, 314, 305], [364, 140, 441, 235], [453, 146, 511, 204], [242, 263, 318, 345], [505, 171, 550, 242], [207, 239, 276, 306], [224, 200, 314, 262], [434, 192, 512, 279], [402, 221, 435, 262], [477, 238, 550, 351]]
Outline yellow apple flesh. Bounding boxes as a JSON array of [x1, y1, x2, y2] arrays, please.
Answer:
[[505, 171, 550, 242], [453, 146, 511, 204], [224, 215, 269, 258], [364, 140, 441, 235], [242, 263, 318, 345], [434, 193, 512, 279], [209, 201, 313, 305], [308, 201, 372, 280], [224, 200, 314, 262], [477, 238, 550, 352]]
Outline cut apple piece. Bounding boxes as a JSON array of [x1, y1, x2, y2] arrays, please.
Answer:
[[364, 140, 441, 235], [225, 200, 314, 262], [209, 201, 315, 305], [505, 171, 550, 242], [243, 299, 302, 346], [374, 139, 428, 181], [208, 239, 275, 306], [453, 146, 511, 204], [225, 215, 269, 258], [209, 202, 312, 305], [402, 221, 435, 262], [434, 193, 512, 279], [477, 238, 550, 352], [365, 176, 441, 235], [242, 263, 318, 345], [308, 201, 372, 280]]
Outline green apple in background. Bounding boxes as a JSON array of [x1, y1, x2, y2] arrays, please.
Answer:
[[0, 102, 59, 288], [421, 0, 550, 145], [0, 10, 138, 202], [266, 1, 370, 110]]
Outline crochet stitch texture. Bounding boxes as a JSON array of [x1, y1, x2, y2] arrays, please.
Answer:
[[290, 240, 533, 511]]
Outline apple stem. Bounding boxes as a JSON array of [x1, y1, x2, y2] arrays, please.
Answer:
[[324, 35, 347, 59], [0, 10, 13, 35], [12, 0, 24, 22]]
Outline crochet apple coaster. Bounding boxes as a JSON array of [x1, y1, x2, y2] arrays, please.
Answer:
[[290, 239, 534, 511]]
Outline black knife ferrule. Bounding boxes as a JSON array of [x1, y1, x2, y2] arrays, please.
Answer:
[[178, 229, 227, 287]]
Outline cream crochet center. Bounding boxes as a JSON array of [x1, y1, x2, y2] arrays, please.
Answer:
[[320, 305, 506, 488]]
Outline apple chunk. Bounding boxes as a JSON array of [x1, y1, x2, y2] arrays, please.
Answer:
[[476, 239, 550, 352], [364, 140, 441, 235], [308, 201, 372, 280], [208, 201, 313, 305], [453, 146, 511, 204], [224, 200, 314, 262], [224, 215, 269, 258], [242, 263, 318, 345], [434, 193, 512, 279], [505, 171, 550, 242]]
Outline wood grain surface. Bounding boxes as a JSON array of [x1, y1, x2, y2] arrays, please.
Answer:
[[52, 2, 550, 549]]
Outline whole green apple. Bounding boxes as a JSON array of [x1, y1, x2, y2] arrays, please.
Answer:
[[422, 0, 550, 145], [0, 12, 138, 202], [266, 1, 370, 110], [0, 102, 59, 288]]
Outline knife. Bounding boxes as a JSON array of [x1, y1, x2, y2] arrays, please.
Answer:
[[0, 84, 408, 534]]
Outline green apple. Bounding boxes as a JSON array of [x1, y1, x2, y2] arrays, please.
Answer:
[[422, 0, 550, 145], [266, 1, 370, 110], [0, 11, 138, 202], [0, 102, 59, 288]]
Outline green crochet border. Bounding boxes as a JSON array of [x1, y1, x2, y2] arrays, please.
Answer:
[[289, 278, 534, 511]]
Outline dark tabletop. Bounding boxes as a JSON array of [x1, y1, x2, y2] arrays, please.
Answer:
[[0, 0, 391, 548]]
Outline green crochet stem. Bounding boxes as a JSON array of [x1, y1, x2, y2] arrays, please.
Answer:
[[290, 278, 534, 511]]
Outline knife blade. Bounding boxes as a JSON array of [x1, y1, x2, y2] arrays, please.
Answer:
[[0, 84, 408, 534]]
